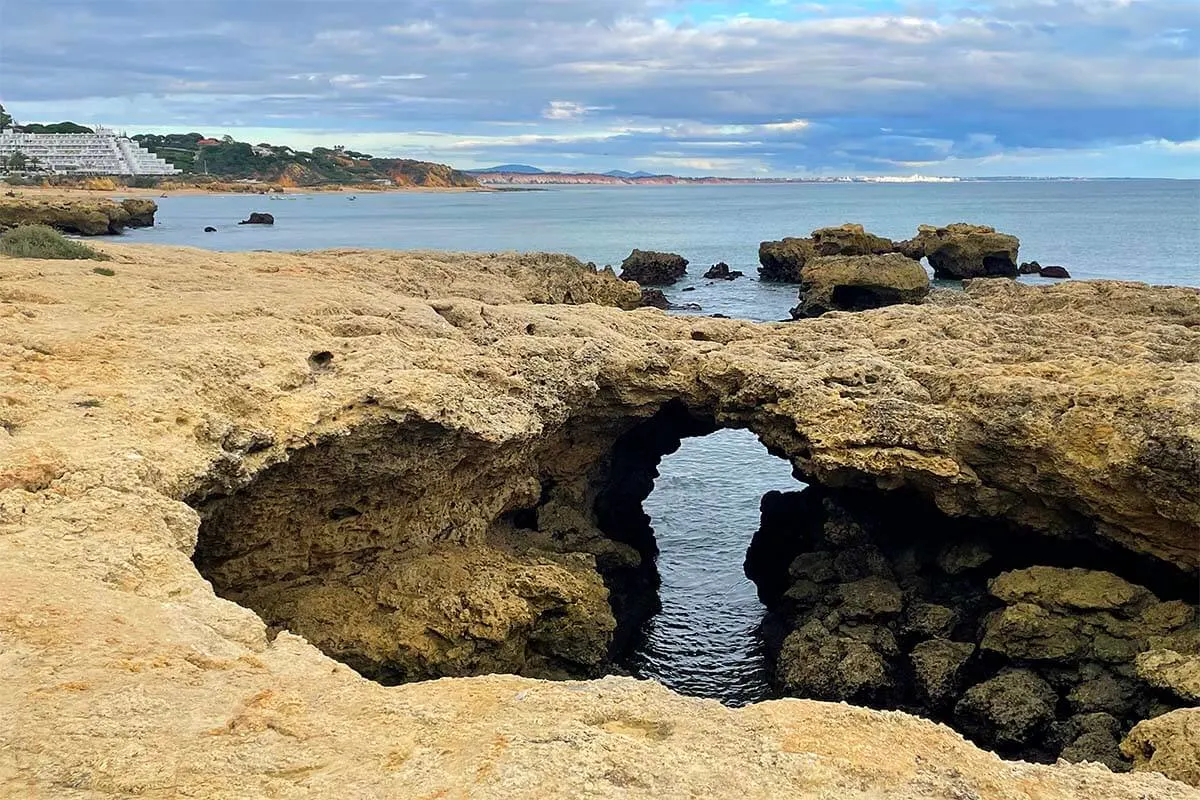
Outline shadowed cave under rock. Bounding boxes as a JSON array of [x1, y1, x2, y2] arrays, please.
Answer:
[[190, 401, 1197, 771]]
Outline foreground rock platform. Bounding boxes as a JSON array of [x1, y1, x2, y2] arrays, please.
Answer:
[[1, 243, 1198, 797]]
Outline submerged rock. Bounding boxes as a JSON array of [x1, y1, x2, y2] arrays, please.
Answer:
[[790, 253, 930, 318], [618, 249, 688, 285]]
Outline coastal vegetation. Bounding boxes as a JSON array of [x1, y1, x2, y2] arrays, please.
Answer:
[[131, 132, 477, 188], [0, 224, 110, 260]]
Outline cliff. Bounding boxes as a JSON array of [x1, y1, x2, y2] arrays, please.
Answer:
[[1, 243, 1197, 797]]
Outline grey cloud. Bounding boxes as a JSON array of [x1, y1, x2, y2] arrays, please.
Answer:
[[0, 0, 1196, 173]]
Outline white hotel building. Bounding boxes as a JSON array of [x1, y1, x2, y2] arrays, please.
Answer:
[[0, 126, 180, 176]]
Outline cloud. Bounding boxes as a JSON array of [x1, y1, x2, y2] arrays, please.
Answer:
[[0, 0, 1196, 175]]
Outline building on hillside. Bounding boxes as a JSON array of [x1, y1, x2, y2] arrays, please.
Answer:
[[0, 126, 180, 176]]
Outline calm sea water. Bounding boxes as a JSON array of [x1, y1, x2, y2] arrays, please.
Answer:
[[128, 181, 1198, 703]]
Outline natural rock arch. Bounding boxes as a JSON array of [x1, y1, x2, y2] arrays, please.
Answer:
[[5, 245, 1199, 794]]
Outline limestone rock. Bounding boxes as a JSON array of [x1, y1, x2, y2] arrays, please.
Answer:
[[1122, 707, 1200, 788], [777, 622, 894, 703], [639, 287, 670, 309], [1, 243, 1199, 797], [758, 236, 814, 281], [956, 669, 1059, 748], [1039, 265, 1071, 279], [810, 223, 896, 256], [989, 567, 1154, 615], [618, 249, 688, 285], [909, 223, 1020, 279], [910, 638, 975, 705], [1137, 649, 1200, 702], [0, 195, 157, 235], [790, 253, 930, 318]]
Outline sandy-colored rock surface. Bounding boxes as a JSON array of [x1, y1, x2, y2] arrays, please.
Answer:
[[0, 195, 157, 235], [1, 243, 1198, 797]]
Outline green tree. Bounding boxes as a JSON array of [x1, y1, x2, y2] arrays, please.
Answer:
[[0, 104, 12, 130]]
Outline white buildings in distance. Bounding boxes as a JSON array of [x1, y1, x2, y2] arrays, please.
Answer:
[[0, 126, 179, 176]]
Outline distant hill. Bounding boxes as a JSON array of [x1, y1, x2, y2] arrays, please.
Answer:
[[603, 170, 658, 179], [130, 133, 477, 188], [469, 164, 546, 174]]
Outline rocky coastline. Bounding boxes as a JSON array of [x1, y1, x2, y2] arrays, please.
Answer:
[[0, 194, 157, 235], [1, 242, 1197, 797]]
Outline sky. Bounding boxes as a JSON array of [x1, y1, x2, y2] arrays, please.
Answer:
[[0, 0, 1197, 177]]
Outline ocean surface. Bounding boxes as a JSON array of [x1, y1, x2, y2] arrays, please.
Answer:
[[126, 180, 1199, 704]]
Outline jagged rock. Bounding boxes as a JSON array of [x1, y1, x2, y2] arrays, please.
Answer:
[[1020, 261, 1043, 275], [981, 602, 1089, 661], [1122, 708, 1200, 788], [936, 540, 993, 575], [910, 638, 975, 705], [758, 236, 814, 281], [777, 622, 894, 703], [618, 249, 688, 285], [702, 262, 743, 280], [790, 254, 930, 318], [1039, 265, 1071, 279], [238, 212, 274, 225], [989, 567, 1154, 616], [1136, 649, 1200, 702], [902, 603, 958, 639], [0, 195, 157, 235], [908, 223, 1020, 279], [956, 669, 1059, 748], [810, 223, 896, 256], [639, 288, 670, 309], [836, 576, 903, 619], [1067, 673, 1137, 716], [119, 198, 157, 228], [1062, 730, 1129, 772]]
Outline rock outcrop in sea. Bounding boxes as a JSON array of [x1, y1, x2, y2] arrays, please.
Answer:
[[618, 249, 689, 285], [0, 241, 1196, 797], [0, 196, 158, 235], [703, 262, 742, 280], [790, 252, 930, 318], [760, 222, 1025, 282], [901, 223, 1021, 278]]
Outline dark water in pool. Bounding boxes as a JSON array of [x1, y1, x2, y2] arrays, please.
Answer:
[[124, 180, 1199, 704]]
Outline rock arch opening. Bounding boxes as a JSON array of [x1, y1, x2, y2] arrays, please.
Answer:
[[189, 400, 1196, 772]]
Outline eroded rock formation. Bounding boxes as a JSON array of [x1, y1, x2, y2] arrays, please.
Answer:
[[1, 242, 1198, 796], [744, 487, 1198, 772], [791, 253, 930, 318], [0, 195, 158, 234], [902, 223, 1021, 279]]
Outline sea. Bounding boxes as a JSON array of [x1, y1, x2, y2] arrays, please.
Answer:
[[124, 180, 1200, 705]]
